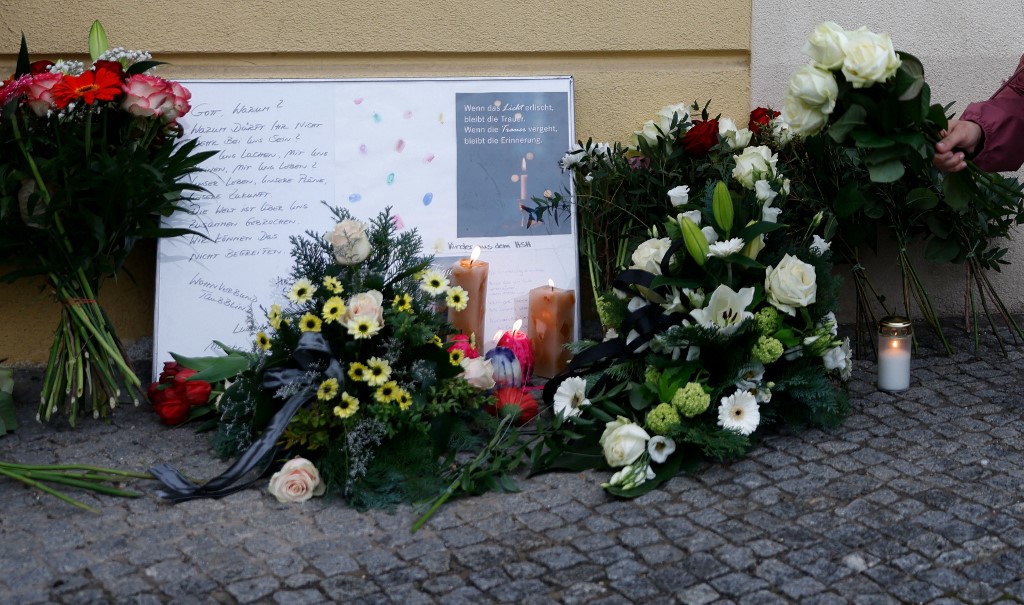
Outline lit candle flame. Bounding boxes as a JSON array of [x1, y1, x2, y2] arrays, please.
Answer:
[[493, 329, 504, 343], [548, 278, 555, 288], [470, 246, 481, 263], [512, 318, 523, 333], [522, 158, 527, 171]]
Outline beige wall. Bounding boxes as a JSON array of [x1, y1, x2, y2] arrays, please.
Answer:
[[752, 0, 1024, 322], [0, 0, 752, 364]]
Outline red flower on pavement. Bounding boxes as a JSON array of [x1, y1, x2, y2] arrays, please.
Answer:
[[51, 67, 123, 108], [485, 387, 538, 426], [148, 362, 212, 425]]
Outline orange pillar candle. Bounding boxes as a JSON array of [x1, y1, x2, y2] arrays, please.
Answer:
[[448, 246, 488, 346], [528, 279, 576, 378]]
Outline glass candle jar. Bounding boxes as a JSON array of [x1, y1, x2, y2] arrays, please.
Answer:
[[877, 316, 912, 391]]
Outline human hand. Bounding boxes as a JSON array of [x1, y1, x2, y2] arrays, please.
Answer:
[[933, 119, 983, 173]]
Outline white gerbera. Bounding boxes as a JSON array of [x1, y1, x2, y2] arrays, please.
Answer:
[[707, 237, 745, 258], [717, 390, 760, 436], [648, 435, 677, 464], [553, 376, 590, 419]]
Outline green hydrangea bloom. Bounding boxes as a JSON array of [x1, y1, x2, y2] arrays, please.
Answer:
[[644, 367, 662, 387], [752, 335, 784, 364], [672, 382, 710, 417], [645, 403, 681, 436], [753, 307, 782, 334]]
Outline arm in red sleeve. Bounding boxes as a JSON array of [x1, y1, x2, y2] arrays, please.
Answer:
[[960, 56, 1024, 172]]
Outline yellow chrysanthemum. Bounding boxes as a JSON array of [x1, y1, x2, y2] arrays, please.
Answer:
[[374, 380, 399, 403], [268, 303, 283, 330], [333, 393, 359, 419], [317, 378, 339, 401], [419, 269, 449, 295], [346, 316, 381, 340], [322, 296, 346, 324], [348, 362, 368, 382], [256, 331, 272, 351], [449, 349, 465, 366], [395, 389, 412, 411], [299, 313, 322, 333], [365, 357, 393, 387], [392, 293, 413, 312], [323, 275, 344, 294], [288, 278, 316, 304], [432, 335, 443, 347], [446, 286, 469, 312]]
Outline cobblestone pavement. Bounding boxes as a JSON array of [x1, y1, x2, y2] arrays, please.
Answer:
[[3, 325, 1024, 605]]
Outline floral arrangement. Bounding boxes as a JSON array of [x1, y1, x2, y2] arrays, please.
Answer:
[[0, 21, 214, 424], [533, 107, 849, 495], [149, 205, 546, 514], [779, 23, 1024, 352]]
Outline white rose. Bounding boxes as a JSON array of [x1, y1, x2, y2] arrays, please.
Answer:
[[731, 145, 778, 190], [667, 185, 690, 207], [765, 254, 818, 316], [631, 119, 661, 148], [657, 102, 691, 133], [841, 27, 901, 88], [677, 210, 702, 231], [268, 458, 326, 503], [754, 180, 778, 206], [459, 356, 495, 390], [630, 237, 672, 275], [771, 117, 793, 148], [803, 22, 848, 70], [599, 417, 651, 467], [702, 226, 719, 245], [345, 290, 384, 324], [326, 219, 372, 265], [719, 117, 753, 150], [782, 93, 828, 137], [763, 206, 782, 223], [788, 63, 838, 113]]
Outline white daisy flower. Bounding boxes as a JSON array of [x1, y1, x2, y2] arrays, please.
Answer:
[[707, 237, 745, 258]]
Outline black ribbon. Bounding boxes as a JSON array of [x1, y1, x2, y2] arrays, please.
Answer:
[[150, 332, 344, 502], [543, 262, 689, 404]]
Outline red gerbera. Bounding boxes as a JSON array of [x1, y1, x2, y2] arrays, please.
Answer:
[[51, 67, 123, 108]]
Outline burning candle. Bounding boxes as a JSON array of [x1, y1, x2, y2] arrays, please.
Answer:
[[448, 246, 488, 346], [877, 316, 912, 391], [497, 319, 534, 379], [528, 279, 576, 378]]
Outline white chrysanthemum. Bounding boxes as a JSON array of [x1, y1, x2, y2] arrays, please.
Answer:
[[560, 144, 585, 171], [553, 376, 590, 419], [419, 269, 449, 295], [648, 435, 676, 464], [707, 237, 745, 258], [717, 390, 760, 436]]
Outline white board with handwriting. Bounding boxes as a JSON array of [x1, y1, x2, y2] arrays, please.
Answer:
[[154, 77, 576, 374]]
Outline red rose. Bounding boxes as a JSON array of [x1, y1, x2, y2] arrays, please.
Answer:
[[749, 107, 780, 135], [28, 60, 54, 75], [681, 119, 719, 158]]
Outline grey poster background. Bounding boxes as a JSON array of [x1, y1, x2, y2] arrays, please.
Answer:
[[456, 92, 572, 237]]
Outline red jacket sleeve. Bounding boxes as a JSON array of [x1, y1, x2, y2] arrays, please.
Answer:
[[961, 55, 1024, 172]]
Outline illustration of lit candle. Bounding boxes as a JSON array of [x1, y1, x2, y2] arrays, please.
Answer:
[[497, 319, 534, 379], [520, 157, 528, 200], [448, 246, 488, 346], [528, 279, 576, 378]]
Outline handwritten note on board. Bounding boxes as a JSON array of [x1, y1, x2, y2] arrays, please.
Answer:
[[154, 77, 577, 375]]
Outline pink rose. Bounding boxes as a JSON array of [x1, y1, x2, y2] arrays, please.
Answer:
[[121, 74, 175, 119], [345, 290, 384, 324], [166, 80, 192, 120], [267, 458, 326, 503], [24, 73, 62, 116]]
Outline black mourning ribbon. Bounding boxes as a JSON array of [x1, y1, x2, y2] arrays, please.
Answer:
[[149, 332, 345, 502], [544, 239, 692, 404]]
